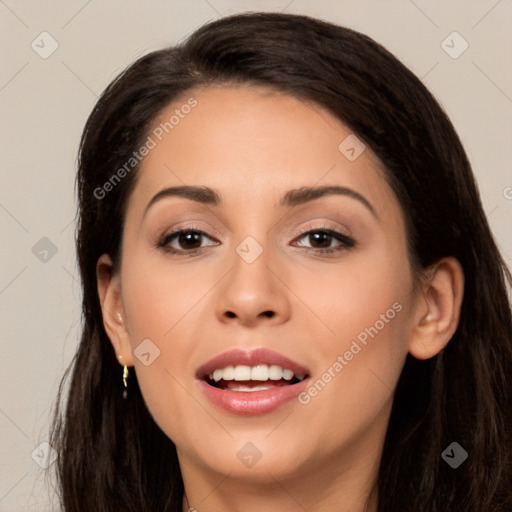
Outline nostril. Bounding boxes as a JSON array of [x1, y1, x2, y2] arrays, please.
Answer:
[[224, 311, 275, 319]]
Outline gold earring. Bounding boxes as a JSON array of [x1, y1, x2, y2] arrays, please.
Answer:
[[122, 365, 129, 399]]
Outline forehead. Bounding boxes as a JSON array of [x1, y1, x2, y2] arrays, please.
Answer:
[[125, 85, 397, 219]]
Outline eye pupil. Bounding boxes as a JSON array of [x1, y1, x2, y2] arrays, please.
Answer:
[[162, 227, 350, 256], [179, 231, 202, 249], [309, 232, 331, 248]]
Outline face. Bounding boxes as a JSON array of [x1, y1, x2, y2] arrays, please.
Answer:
[[103, 85, 423, 489]]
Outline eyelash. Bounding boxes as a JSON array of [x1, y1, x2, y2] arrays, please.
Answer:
[[157, 224, 355, 257]]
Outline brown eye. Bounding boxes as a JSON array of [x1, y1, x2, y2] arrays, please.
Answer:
[[176, 231, 203, 250], [306, 231, 334, 249], [294, 229, 355, 253], [158, 228, 218, 255]]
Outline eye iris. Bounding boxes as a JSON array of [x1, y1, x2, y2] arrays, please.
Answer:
[[170, 230, 340, 251], [179, 231, 202, 249], [309, 232, 332, 248]]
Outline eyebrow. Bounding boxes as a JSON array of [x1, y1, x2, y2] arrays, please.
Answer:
[[143, 185, 377, 218]]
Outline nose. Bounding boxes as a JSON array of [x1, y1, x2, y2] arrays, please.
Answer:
[[215, 245, 291, 328]]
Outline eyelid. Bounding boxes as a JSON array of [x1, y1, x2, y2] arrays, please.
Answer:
[[293, 220, 353, 240], [157, 220, 355, 255], [160, 221, 222, 239], [158, 223, 219, 244], [160, 221, 349, 240], [292, 222, 355, 249]]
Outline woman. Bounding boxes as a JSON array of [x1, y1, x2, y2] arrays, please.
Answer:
[[50, 12, 512, 512]]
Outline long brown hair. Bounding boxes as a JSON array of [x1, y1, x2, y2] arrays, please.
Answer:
[[50, 12, 512, 511]]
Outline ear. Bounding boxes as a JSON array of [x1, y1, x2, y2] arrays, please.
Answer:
[[408, 257, 464, 360], [96, 253, 134, 367]]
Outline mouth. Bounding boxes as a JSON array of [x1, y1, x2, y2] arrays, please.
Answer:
[[196, 348, 311, 415], [205, 364, 308, 392]]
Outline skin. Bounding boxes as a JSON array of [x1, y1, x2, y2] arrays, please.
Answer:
[[97, 85, 464, 512]]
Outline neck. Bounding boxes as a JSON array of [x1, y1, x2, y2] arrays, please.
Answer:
[[179, 441, 381, 512]]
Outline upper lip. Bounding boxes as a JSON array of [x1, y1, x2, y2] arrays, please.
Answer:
[[196, 348, 310, 380]]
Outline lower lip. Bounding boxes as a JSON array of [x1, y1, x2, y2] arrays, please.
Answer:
[[198, 379, 309, 416]]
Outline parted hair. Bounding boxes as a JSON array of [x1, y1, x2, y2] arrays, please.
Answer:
[[50, 12, 512, 512]]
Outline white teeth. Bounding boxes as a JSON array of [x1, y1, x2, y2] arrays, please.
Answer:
[[223, 366, 234, 380], [230, 384, 275, 392], [207, 364, 306, 382], [282, 369, 294, 381], [233, 365, 251, 381], [268, 365, 283, 380], [251, 365, 269, 381]]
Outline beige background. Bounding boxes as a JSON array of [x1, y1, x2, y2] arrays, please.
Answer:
[[0, 1, 511, 510]]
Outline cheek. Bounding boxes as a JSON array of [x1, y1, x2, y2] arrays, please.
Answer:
[[299, 237, 412, 357], [294, 250, 413, 443], [297, 315, 408, 457], [119, 252, 221, 435], [120, 246, 213, 339]]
